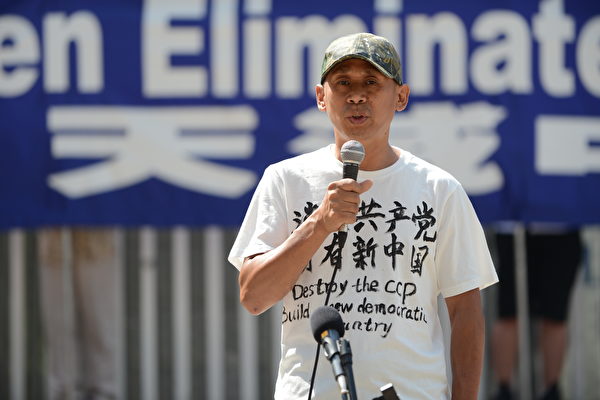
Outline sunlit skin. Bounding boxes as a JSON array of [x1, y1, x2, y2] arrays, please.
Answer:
[[315, 58, 410, 171]]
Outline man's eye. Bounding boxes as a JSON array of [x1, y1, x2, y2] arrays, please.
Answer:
[[366, 80, 377, 85], [338, 80, 350, 86]]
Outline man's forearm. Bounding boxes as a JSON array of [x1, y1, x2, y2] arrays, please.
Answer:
[[446, 289, 485, 400]]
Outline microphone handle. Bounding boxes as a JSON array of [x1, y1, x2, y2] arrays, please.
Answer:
[[343, 162, 360, 180], [339, 161, 360, 241]]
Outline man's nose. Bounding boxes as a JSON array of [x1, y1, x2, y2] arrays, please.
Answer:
[[347, 88, 366, 104]]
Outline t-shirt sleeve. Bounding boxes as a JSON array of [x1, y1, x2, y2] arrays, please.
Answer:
[[434, 184, 498, 298], [228, 165, 290, 270]]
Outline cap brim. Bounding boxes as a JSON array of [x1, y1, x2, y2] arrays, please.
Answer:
[[320, 54, 395, 84]]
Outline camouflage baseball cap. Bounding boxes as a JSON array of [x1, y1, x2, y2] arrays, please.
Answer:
[[320, 32, 403, 85]]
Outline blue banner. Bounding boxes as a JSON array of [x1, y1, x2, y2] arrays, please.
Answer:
[[1, 0, 599, 228]]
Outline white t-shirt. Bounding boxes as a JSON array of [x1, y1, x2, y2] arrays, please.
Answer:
[[229, 145, 498, 400]]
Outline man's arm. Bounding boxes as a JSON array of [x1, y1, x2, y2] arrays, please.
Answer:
[[445, 288, 484, 400], [239, 178, 372, 315]]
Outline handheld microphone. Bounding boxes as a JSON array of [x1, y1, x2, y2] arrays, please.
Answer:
[[338, 140, 366, 245], [310, 306, 349, 398]]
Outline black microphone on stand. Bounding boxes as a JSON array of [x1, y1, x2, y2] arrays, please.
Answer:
[[310, 306, 357, 400], [338, 140, 365, 247], [310, 306, 349, 398]]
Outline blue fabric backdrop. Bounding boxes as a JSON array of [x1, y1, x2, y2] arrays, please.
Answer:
[[1, 0, 599, 227]]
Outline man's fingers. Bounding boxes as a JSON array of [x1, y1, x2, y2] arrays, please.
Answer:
[[329, 196, 360, 214], [357, 179, 373, 193], [319, 179, 373, 232], [326, 179, 373, 210], [328, 178, 373, 193]]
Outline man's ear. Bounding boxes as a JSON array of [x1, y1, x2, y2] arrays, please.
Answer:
[[396, 84, 410, 112], [315, 84, 326, 111]]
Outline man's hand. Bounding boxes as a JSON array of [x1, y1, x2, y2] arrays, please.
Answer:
[[314, 178, 373, 233]]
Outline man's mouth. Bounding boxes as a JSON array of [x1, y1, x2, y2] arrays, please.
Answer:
[[349, 114, 367, 123]]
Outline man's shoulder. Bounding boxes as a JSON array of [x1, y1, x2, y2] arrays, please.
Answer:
[[268, 145, 334, 174], [401, 150, 461, 189]]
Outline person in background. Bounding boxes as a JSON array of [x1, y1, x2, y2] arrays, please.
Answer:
[[39, 227, 118, 400], [491, 223, 582, 400]]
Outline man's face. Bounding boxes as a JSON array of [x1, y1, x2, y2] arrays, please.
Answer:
[[315, 58, 409, 146]]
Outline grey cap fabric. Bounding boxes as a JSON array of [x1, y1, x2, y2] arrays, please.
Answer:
[[320, 32, 403, 85]]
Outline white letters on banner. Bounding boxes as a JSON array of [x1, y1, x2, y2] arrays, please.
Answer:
[[0, 15, 39, 96], [407, 12, 468, 95], [2, 2, 599, 99], [142, 0, 208, 97], [43, 11, 104, 93], [536, 116, 600, 175], [577, 16, 600, 97], [0, 0, 598, 200], [470, 11, 533, 95], [533, 3, 576, 97], [47, 106, 258, 198]]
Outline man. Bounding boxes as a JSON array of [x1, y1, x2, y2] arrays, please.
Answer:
[[229, 32, 498, 400]]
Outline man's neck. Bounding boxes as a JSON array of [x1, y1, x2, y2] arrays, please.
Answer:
[[335, 140, 399, 171]]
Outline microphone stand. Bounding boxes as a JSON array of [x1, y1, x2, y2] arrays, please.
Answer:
[[338, 338, 357, 400], [307, 229, 348, 400]]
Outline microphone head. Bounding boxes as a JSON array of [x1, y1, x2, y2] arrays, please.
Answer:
[[340, 140, 365, 165], [310, 306, 345, 343]]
